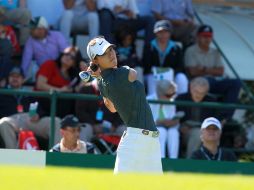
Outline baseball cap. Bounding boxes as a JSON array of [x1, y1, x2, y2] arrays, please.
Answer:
[[29, 16, 49, 29], [153, 20, 172, 33], [201, 117, 222, 130], [9, 66, 24, 77], [60, 115, 80, 129], [87, 36, 114, 60], [197, 25, 213, 37]]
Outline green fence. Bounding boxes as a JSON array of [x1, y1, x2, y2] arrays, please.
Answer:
[[46, 152, 254, 175], [1, 88, 254, 149]]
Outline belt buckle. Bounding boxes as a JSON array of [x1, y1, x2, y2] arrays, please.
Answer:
[[142, 129, 149, 135], [152, 131, 159, 138]]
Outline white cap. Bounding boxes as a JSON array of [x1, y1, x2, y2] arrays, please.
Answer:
[[30, 16, 49, 29], [87, 37, 114, 60], [201, 117, 222, 130]]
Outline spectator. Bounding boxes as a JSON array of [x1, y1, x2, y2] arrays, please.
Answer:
[[59, 0, 99, 41], [142, 20, 188, 95], [0, 0, 31, 45], [21, 16, 68, 79], [191, 117, 238, 161], [115, 26, 143, 83], [147, 80, 180, 159], [151, 0, 196, 47], [50, 114, 98, 154], [0, 66, 61, 149], [176, 77, 216, 158], [97, 0, 155, 44], [35, 46, 81, 118], [184, 24, 241, 121]]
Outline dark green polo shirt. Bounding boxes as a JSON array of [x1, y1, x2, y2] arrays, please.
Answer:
[[98, 66, 156, 131]]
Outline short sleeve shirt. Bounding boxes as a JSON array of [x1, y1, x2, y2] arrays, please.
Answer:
[[36, 60, 70, 88], [184, 44, 223, 69], [98, 66, 156, 131]]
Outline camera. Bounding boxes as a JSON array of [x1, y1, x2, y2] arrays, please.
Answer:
[[90, 63, 99, 72]]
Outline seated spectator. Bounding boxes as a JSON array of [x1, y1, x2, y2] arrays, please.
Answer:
[[184, 24, 241, 121], [147, 80, 180, 159], [0, 66, 61, 149], [59, 0, 99, 41], [21, 16, 68, 79], [50, 114, 98, 154], [142, 20, 188, 95], [76, 78, 126, 139], [176, 77, 216, 158], [97, 0, 155, 44], [0, 0, 31, 45], [0, 24, 21, 55], [35, 46, 81, 118], [115, 26, 143, 83], [151, 0, 197, 47], [191, 117, 238, 161]]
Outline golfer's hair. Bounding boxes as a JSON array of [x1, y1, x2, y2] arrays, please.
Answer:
[[190, 77, 209, 91]]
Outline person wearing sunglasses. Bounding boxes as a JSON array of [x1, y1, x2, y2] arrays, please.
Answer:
[[85, 36, 162, 174], [147, 79, 181, 159]]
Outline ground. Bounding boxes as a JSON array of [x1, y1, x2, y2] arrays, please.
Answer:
[[0, 165, 253, 190]]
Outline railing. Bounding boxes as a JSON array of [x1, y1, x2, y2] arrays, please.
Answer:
[[1, 88, 254, 149]]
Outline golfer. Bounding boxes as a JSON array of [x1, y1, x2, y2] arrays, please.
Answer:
[[86, 36, 162, 174]]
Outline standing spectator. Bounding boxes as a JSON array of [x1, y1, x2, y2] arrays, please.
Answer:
[[21, 16, 68, 78], [0, 66, 61, 149], [176, 77, 216, 158], [50, 114, 98, 154], [184, 24, 241, 121], [97, 0, 155, 44], [143, 20, 188, 95], [191, 117, 238, 161], [147, 80, 180, 159], [35, 46, 81, 118], [151, 0, 196, 47], [0, 0, 31, 45], [59, 0, 99, 41]]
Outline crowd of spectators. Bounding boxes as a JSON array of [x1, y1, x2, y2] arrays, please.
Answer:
[[0, 0, 250, 161]]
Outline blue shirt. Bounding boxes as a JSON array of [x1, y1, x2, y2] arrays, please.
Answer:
[[98, 66, 157, 131], [151, 0, 194, 20], [0, 0, 18, 10]]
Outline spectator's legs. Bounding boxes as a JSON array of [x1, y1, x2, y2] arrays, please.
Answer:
[[98, 9, 115, 43], [71, 12, 99, 40], [206, 77, 241, 119], [0, 39, 13, 79], [157, 127, 167, 158], [145, 74, 156, 96], [59, 10, 74, 41], [134, 66, 144, 84], [186, 128, 201, 158], [0, 118, 18, 148], [167, 125, 180, 159], [4, 8, 31, 45], [175, 72, 189, 95]]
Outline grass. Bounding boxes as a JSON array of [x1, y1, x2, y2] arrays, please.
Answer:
[[0, 165, 253, 190]]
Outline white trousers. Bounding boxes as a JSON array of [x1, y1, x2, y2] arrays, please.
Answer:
[[59, 10, 99, 40], [157, 125, 179, 159], [114, 127, 163, 174]]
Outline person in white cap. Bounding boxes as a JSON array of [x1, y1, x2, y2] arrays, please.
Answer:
[[191, 117, 237, 161], [21, 16, 68, 78], [85, 36, 162, 174]]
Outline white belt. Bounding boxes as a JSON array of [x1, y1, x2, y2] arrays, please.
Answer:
[[126, 127, 159, 138]]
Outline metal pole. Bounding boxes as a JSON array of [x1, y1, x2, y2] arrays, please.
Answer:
[[49, 91, 57, 149]]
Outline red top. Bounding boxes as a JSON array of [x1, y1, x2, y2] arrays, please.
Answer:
[[36, 60, 70, 89]]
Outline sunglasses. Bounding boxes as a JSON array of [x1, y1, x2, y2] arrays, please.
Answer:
[[64, 53, 76, 60], [165, 92, 176, 99]]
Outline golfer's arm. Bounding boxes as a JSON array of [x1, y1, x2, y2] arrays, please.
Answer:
[[103, 97, 117, 113]]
